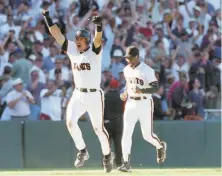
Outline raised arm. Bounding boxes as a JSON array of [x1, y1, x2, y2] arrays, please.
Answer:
[[42, 10, 65, 46], [167, 24, 177, 41], [92, 16, 103, 53]]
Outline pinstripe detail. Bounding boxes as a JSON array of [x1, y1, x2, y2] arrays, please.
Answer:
[[99, 90, 110, 150], [150, 98, 161, 144]]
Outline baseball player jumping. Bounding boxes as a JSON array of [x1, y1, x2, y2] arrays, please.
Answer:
[[118, 46, 167, 172], [42, 10, 114, 173]]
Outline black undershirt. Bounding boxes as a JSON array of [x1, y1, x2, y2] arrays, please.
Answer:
[[132, 61, 141, 69]]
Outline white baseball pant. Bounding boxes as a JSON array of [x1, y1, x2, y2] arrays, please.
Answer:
[[122, 96, 162, 162], [66, 88, 110, 155]]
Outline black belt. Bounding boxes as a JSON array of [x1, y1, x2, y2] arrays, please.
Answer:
[[130, 96, 147, 100], [77, 88, 97, 92]]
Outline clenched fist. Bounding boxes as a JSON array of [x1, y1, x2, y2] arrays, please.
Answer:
[[42, 9, 49, 17], [120, 91, 128, 101], [92, 16, 102, 25]]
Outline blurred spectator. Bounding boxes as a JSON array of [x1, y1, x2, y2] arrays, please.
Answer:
[[118, 71, 126, 90], [153, 27, 170, 56], [0, 14, 21, 40], [15, 1, 32, 24], [48, 57, 70, 87], [188, 78, 210, 118], [0, 44, 9, 76], [110, 49, 125, 80], [42, 36, 51, 57], [172, 54, 190, 81], [193, 5, 212, 35], [27, 69, 45, 120], [110, 36, 124, 58], [6, 78, 35, 120], [11, 50, 32, 85], [2, 29, 25, 58], [104, 79, 123, 167], [167, 27, 193, 59], [0, 65, 13, 117], [151, 39, 167, 72], [0, 2, 7, 26], [170, 72, 189, 119], [153, 85, 168, 120], [40, 80, 63, 121], [33, 40, 44, 56], [43, 45, 59, 72], [189, 50, 214, 91], [101, 22, 115, 71], [78, 0, 99, 17], [211, 9, 221, 31], [30, 54, 46, 84]]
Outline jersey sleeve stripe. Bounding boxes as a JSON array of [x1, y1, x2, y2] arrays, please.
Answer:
[[99, 90, 110, 150], [150, 98, 161, 144]]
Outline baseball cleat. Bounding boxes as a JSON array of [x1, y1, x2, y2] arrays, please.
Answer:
[[157, 141, 167, 164], [118, 162, 131, 172], [103, 152, 115, 173], [74, 150, 90, 167]]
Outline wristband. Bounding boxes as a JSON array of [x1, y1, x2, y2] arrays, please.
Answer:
[[96, 24, 102, 32], [44, 16, 54, 27]]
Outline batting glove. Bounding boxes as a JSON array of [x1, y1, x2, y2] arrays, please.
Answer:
[[92, 16, 102, 25], [120, 91, 128, 101]]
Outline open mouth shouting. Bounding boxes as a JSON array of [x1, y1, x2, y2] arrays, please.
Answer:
[[77, 43, 81, 49]]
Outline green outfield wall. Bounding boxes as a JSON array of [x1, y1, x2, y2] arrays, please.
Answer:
[[0, 121, 220, 169]]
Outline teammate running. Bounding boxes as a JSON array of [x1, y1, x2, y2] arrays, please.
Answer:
[[118, 46, 167, 172]]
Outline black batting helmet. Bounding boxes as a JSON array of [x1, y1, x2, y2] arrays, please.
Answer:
[[74, 29, 91, 44]]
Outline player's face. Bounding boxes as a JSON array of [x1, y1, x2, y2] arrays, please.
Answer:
[[125, 56, 139, 67], [75, 37, 88, 52]]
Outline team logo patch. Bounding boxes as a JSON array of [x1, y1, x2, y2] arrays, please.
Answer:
[[73, 63, 91, 71]]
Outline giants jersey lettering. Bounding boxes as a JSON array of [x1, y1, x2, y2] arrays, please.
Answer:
[[66, 40, 102, 88], [123, 62, 157, 97]]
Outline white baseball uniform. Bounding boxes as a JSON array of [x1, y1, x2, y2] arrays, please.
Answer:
[[122, 62, 162, 162], [64, 40, 110, 155]]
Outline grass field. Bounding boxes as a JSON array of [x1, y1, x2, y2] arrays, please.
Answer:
[[0, 168, 221, 176]]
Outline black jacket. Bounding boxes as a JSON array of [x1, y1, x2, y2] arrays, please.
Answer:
[[104, 89, 123, 120]]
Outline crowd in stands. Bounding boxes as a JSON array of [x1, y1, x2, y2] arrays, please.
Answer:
[[0, 0, 221, 121]]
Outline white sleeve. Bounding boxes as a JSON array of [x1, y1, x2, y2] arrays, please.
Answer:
[[25, 90, 34, 99], [67, 40, 77, 55], [123, 67, 127, 78], [145, 69, 157, 83], [123, 68, 128, 88], [62, 68, 70, 81], [53, 89, 63, 97], [48, 70, 55, 80], [6, 92, 13, 104], [40, 89, 48, 98]]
